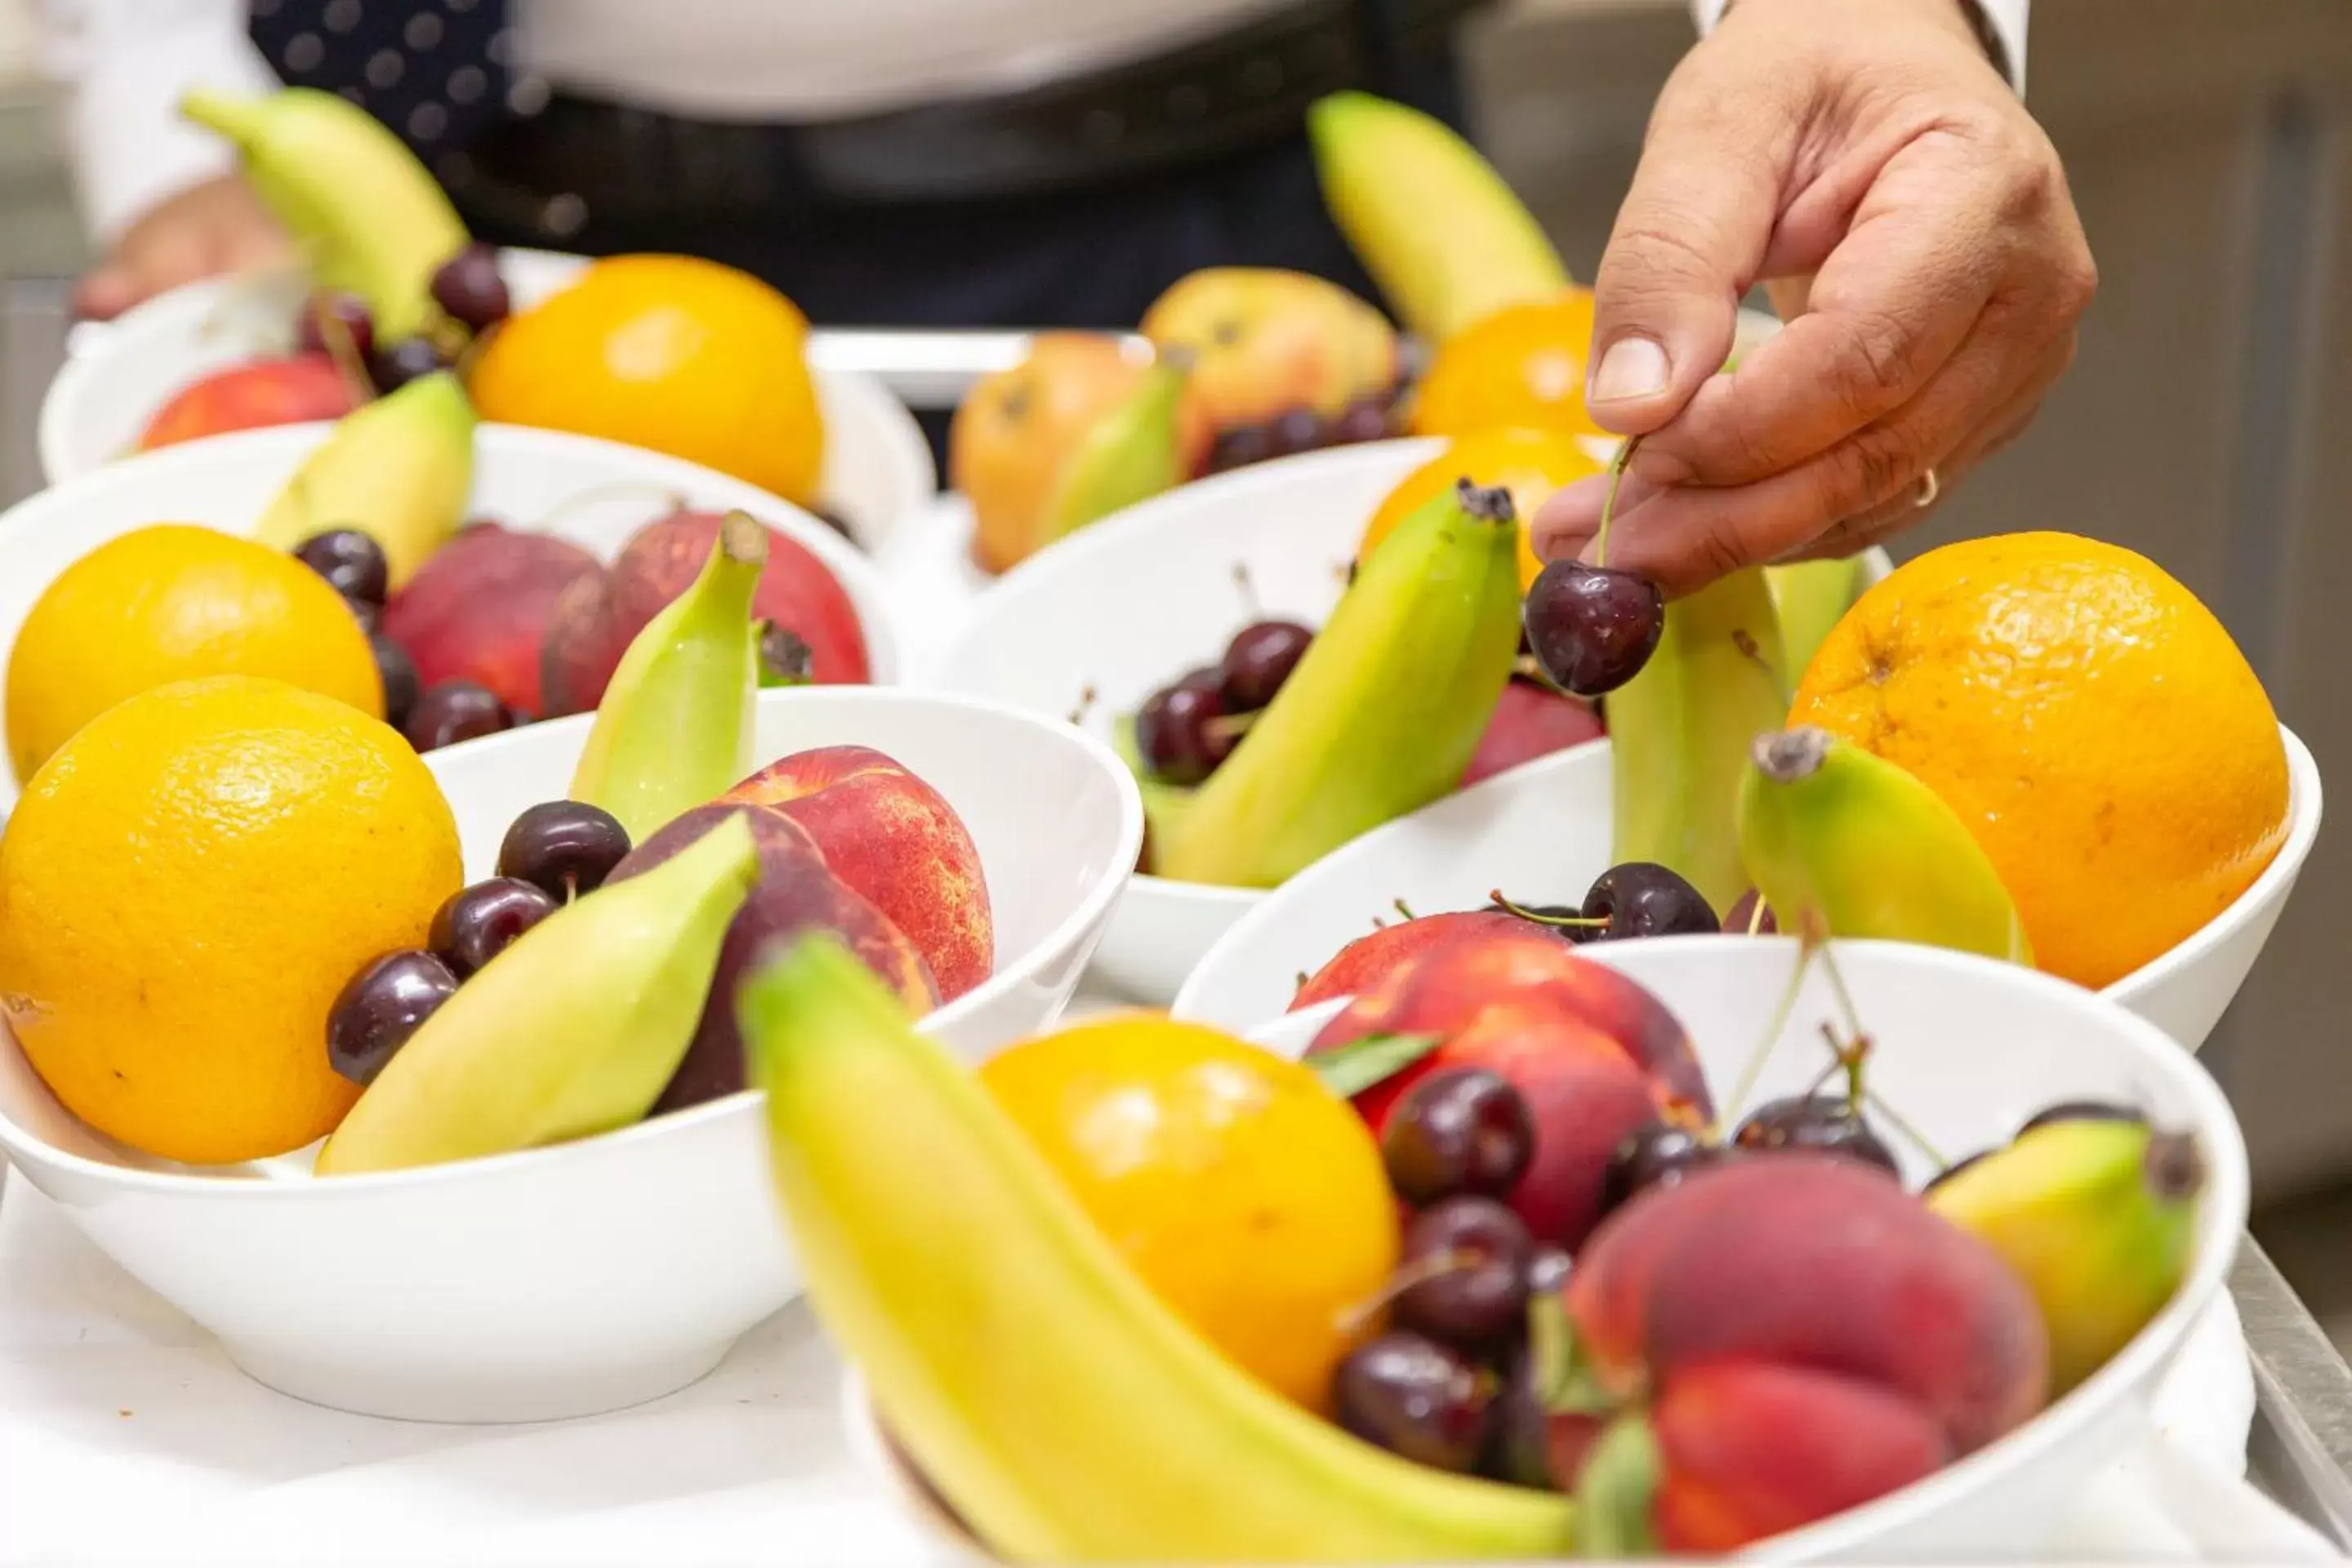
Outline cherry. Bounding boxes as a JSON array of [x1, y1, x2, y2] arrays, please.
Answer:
[[1208, 425, 1274, 474], [296, 291, 376, 363], [327, 950, 457, 1086], [1134, 679, 1236, 786], [497, 800, 633, 901], [369, 336, 447, 394], [293, 528, 390, 607], [1599, 1121, 1728, 1215], [1733, 1094, 1900, 1178], [1522, 560, 1664, 697], [1724, 888, 1779, 935], [1218, 619, 1314, 710], [1394, 1196, 1535, 1348], [1382, 1067, 1535, 1206], [1332, 395, 1395, 445], [1333, 1332, 1495, 1473], [371, 631, 421, 732], [1266, 408, 1324, 458], [403, 679, 511, 751], [1582, 862, 1718, 941], [429, 242, 512, 333], [428, 877, 559, 978], [2020, 1099, 2146, 1135]]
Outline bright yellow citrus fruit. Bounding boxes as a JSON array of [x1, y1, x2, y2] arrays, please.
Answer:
[[469, 254, 825, 506], [7, 525, 382, 783], [1792, 532, 2291, 989], [980, 1013, 1399, 1410], [1361, 425, 1606, 590], [1409, 291, 1609, 443], [0, 676, 463, 1164]]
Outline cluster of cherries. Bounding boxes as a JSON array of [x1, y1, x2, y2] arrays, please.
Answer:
[[323, 801, 633, 1088], [301, 243, 512, 396], [1134, 618, 1316, 786], [1199, 391, 1402, 477], [290, 528, 531, 752]]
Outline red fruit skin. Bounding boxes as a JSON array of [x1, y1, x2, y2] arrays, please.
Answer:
[[381, 525, 601, 715], [1290, 910, 1543, 1011], [1651, 1361, 1951, 1553], [723, 745, 994, 1000], [540, 509, 870, 715], [1461, 679, 1606, 787], [1567, 1156, 2051, 1456], [136, 354, 358, 450]]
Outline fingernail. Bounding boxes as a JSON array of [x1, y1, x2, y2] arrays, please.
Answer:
[[1590, 336, 1670, 404]]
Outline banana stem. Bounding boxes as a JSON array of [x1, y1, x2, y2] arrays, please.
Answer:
[[1593, 435, 1643, 571]]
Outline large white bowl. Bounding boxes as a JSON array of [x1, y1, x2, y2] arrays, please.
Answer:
[[847, 938, 2334, 1561], [1170, 726, 2323, 1054], [0, 686, 1140, 1423], [41, 249, 937, 554], [0, 420, 903, 816]]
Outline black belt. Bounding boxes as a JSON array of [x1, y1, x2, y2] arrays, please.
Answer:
[[439, 0, 1484, 237]]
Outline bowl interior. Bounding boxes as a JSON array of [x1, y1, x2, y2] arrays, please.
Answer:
[[0, 421, 905, 816], [41, 255, 936, 547], [1170, 725, 2320, 1041]]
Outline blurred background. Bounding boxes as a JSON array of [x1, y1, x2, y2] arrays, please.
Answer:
[[0, 0, 2346, 1312]]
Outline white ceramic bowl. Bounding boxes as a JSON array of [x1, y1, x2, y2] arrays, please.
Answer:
[[1169, 726, 2322, 1054], [0, 686, 1140, 1423], [845, 938, 2338, 1562], [0, 420, 903, 816], [40, 249, 937, 554]]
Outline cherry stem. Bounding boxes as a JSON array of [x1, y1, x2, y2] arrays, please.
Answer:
[[1203, 708, 1263, 742], [1232, 562, 1262, 621], [1744, 895, 1770, 937], [1487, 890, 1610, 931], [1339, 1245, 1475, 1334], [1728, 928, 1815, 1119], [1593, 435, 1643, 572], [1393, 898, 1417, 922]]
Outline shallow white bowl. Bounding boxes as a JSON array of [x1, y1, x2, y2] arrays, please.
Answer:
[[0, 686, 1140, 1423], [41, 250, 937, 553], [0, 420, 903, 816], [846, 938, 2335, 1561], [1170, 726, 2322, 1054]]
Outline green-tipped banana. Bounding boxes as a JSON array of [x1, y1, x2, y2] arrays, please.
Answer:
[[1156, 482, 1523, 888], [251, 370, 474, 589], [182, 87, 470, 341], [1308, 91, 1571, 344], [1766, 559, 1866, 684], [1039, 355, 1191, 545], [1738, 727, 2032, 963], [570, 513, 768, 844], [1608, 568, 1789, 912], [1111, 715, 1197, 874], [318, 814, 759, 1174], [742, 936, 1576, 1562], [1930, 1118, 2204, 1393]]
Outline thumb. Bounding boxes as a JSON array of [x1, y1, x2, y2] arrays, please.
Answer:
[[1585, 71, 1791, 435], [72, 263, 140, 323]]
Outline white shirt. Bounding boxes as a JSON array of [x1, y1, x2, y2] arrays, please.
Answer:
[[37, 0, 2030, 246]]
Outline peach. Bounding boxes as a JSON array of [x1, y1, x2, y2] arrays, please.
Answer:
[[136, 354, 359, 451], [609, 803, 937, 1111], [722, 745, 993, 1000], [540, 510, 869, 715], [1461, 679, 1606, 787], [381, 524, 600, 715], [1140, 268, 1400, 430], [1290, 909, 1540, 1011], [1566, 1156, 2050, 1457]]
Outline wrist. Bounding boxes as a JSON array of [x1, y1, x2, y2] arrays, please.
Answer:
[[1722, 0, 2001, 65]]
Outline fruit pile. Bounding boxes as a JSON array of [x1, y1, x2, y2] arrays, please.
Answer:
[[743, 934, 2209, 1561]]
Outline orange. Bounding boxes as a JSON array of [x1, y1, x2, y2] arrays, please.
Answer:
[[1791, 533, 2291, 989], [469, 254, 825, 506], [0, 676, 463, 1164], [980, 1013, 1398, 1410], [7, 524, 382, 783], [1361, 425, 1606, 590], [1409, 290, 1609, 442]]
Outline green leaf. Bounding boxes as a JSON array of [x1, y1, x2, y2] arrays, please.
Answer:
[[1530, 1293, 1620, 1418], [1574, 1412, 1661, 1560], [1309, 1032, 1443, 1098]]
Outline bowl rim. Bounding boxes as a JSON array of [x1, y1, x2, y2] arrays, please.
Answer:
[[0, 685, 1143, 1200], [840, 934, 2254, 1562], [0, 416, 907, 688]]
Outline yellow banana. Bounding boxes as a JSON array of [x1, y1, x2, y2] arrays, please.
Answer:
[[1156, 481, 1522, 888], [741, 935, 1577, 1563], [251, 370, 474, 590], [1039, 355, 1191, 546], [1766, 559, 1866, 685]]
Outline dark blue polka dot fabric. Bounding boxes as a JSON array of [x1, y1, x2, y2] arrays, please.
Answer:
[[248, 0, 512, 154]]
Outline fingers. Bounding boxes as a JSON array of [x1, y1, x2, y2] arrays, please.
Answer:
[[71, 265, 140, 322], [1583, 56, 1797, 438]]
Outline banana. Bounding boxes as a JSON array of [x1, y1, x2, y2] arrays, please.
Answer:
[[1929, 1117, 2203, 1393], [1038, 355, 1191, 546], [1155, 482, 1522, 888], [1607, 568, 1789, 914], [318, 813, 758, 1174], [569, 513, 767, 845], [1110, 716, 1197, 874], [1766, 559, 1866, 685], [1737, 727, 2033, 963], [251, 370, 474, 590], [741, 935, 1577, 1562], [181, 87, 470, 342], [1307, 91, 1572, 344]]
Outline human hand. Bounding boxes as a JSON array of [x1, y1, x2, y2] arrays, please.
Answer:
[[1534, 0, 2096, 595], [74, 175, 292, 322]]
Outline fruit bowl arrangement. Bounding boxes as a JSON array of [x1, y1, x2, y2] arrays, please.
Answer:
[[0, 681, 1139, 1423], [734, 932, 2301, 1561]]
